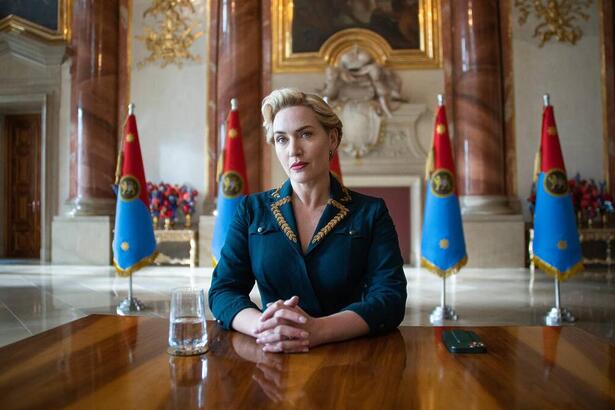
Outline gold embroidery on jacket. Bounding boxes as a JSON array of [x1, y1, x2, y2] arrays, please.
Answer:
[[340, 185, 351, 202], [311, 199, 349, 244], [271, 196, 297, 243]]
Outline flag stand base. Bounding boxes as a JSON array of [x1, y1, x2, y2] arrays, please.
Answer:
[[116, 274, 145, 315], [544, 278, 575, 326], [430, 276, 459, 324], [430, 305, 458, 324], [116, 298, 145, 315], [545, 307, 575, 326]]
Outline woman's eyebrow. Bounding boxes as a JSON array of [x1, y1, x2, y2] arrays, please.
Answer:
[[273, 125, 313, 135]]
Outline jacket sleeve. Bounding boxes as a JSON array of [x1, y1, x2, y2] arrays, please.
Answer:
[[342, 199, 407, 334], [208, 197, 260, 330]]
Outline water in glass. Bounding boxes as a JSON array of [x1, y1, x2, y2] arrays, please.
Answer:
[[169, 288, 207, 355]]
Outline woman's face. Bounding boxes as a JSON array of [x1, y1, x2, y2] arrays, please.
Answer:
[[272, 106, 338, 185]]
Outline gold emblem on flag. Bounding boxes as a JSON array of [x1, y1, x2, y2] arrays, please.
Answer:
[[126, 133, 135, 143], [544, 169, 568, 197], [439, 239, 449, 249], [557, 240, 568, 250], [121, 242, 130, 251], [222, 171, 244, 198], [436, 124, 446, 135], [229, 129, 238, 138], [119, 175, 141, 201], [547, 126, 557, 136], [431, 169, 455, 197]]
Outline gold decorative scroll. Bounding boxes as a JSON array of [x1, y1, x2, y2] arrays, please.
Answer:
[[136, 0, 203, 68], [0, 0, 71, 42], [272, 0, 441, 72], [514, 0, 593, 47]]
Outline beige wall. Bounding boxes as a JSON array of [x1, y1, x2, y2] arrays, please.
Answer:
[[130, 0, 209, 214], [513, 3, 604, 218]]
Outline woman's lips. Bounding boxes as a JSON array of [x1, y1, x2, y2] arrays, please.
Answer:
[[290, 162, 308, 171]]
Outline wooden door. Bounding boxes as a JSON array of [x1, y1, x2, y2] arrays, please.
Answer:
[[5, 114, 41, 258]]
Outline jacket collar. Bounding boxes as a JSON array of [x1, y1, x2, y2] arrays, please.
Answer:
[[269, 174, 352, 255]]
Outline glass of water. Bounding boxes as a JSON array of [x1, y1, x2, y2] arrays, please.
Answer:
[[168, 287, 208, 356]]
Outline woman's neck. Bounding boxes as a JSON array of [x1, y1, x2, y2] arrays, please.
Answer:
[[290, 174, 330, 210]]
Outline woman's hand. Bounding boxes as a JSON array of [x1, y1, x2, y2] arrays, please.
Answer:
[[254, 296, 321, 353]]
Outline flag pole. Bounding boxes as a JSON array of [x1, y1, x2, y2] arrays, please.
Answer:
[[541, 94, 576, 326], [429, 93, 459, 325], [117, 103, 146, 316]]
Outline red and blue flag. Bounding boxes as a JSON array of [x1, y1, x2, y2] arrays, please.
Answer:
[[532, 103, 583, 280], [112, 108, 157, 275], [211, 99, 249, 265], [421, 102, 467, 277]]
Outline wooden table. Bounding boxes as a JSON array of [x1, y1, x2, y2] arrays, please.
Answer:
[[0, 315, 613, 409]]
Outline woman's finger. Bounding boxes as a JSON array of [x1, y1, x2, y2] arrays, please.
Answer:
[[259, 299, 285, 322], [262, 339, 310, 353], [256, 325, 309, 344], [256, 309, 307, 333]]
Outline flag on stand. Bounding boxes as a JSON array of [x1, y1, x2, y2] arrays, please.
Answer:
[[532, 98, 583, 280], [113, 105, 157, 276], [421, 98, 467, 277], [211, 98, 249, 266], [330, 151, 343, 183]]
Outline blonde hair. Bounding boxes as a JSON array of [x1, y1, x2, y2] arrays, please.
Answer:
[[261, 88, 343, 144]]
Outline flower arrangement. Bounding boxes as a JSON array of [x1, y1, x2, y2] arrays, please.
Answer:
[[528, 173, 614, 226], [148, 182, 198, 229]]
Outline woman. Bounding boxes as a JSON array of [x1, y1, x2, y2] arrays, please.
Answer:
[[208, 88, 406, 353]]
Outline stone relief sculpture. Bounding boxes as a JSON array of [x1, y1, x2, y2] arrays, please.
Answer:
[[319, 45, 406, 158]]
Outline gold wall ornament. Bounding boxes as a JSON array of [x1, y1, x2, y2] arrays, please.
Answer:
[[272, 0, 441, 72], [136, 0, 203, 68], [515, 0, 593, 47], [0, 0, 71, 42]]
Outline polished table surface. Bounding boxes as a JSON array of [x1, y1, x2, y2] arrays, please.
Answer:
[[0, 315, 614, 409]]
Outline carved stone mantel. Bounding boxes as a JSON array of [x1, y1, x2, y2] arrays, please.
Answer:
[[339, 102, 427, 176]]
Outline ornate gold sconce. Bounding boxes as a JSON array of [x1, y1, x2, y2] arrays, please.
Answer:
[[136, 0, 203, 68], [515, 0, 593, 47]]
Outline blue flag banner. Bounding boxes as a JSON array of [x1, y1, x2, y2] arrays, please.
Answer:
[[532, 104, 583, 280], [420, 104, 467, 277], [211, 101, 249, 265], [113, 112, 157, 276]]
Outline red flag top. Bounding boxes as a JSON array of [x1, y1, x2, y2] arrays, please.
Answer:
[[224, 108, 249, 194], [330, 151, 343, 183], [122, 114, 149, 206], [433, 105, 456, 174], [540, 106, 566, 173]]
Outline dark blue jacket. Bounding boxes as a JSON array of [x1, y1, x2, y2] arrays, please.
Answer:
[[208, 175, 407, 334]]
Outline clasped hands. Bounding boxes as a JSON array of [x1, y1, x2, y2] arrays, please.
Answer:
[[254, 296, 319, 353]]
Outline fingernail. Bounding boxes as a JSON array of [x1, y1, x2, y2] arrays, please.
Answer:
[[302, 340, 309, 346], [299, 316, 307, 323], [300, 331, 308, 338], [256, 338, 261, 343]]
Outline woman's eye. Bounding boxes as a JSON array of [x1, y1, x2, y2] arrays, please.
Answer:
[[275, 136, 287, 144], [301, 132, 312, 139]]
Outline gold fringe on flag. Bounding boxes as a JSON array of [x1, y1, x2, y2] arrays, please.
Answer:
[[421, 255, 468, 278], [532, 255, 583, 282], [113, 251, 159, 277]]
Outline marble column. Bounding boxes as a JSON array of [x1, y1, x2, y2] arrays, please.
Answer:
[[209, 0, 262, 197], [67, 0, 119, 216], [449, 0, 511, 214]]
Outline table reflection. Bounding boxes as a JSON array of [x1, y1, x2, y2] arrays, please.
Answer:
[[229, 331, 406, 407]]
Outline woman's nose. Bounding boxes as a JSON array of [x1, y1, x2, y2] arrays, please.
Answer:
[[288, 138, 302, 156]]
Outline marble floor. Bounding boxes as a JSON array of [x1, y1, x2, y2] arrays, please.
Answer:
[[0, 262, 613, 348]]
